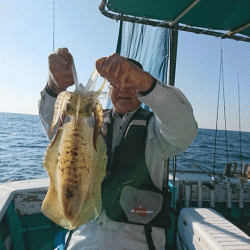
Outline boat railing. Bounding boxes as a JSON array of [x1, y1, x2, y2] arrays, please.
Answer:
[[0, 178, 49, 221]]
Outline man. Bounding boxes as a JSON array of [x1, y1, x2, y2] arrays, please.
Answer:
[[39, 47, 198, 249]]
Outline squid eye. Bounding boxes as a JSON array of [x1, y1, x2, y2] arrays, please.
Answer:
[[85, 103, 93, 116], [79, 103, 92, 117], [66, 103, 74, 115]]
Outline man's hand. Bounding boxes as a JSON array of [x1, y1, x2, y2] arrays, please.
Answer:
[[48, 47, 74, 95], [95, 53, 154, 93]]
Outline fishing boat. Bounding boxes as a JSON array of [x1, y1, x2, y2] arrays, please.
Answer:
[[99, 1, 250, 249], [1, 0, 250, 249]]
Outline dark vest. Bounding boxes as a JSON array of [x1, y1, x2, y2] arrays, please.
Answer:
[[101, 108, 172, 229]]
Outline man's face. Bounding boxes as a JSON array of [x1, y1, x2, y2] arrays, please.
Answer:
[[110, 85, 141, 114]]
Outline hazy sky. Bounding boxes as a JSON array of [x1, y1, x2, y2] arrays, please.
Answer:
[[1, 0, 249, 132]]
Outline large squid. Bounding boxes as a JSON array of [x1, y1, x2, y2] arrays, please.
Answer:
[[42, 77, 107, 230]]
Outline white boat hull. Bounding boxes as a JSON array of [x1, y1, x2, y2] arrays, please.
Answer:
[[177, 207, 250, 250]]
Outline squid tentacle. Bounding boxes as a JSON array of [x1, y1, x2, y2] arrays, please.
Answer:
[[93, 100, 104, 151]]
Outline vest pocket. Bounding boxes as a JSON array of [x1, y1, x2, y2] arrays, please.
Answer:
[[120, 186, 163, 225]]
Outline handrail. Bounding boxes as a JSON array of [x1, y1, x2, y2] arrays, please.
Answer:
[[0, 188, 13, 221], [0, 178, 49, 221]]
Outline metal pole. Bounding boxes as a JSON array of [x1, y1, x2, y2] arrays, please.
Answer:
[[167, 26, 179, 87]]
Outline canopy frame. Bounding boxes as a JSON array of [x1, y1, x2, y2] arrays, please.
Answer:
[[99, 0, 250, 43], [169, 0, 202, 27]]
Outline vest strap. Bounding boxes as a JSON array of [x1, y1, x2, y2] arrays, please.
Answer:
[[144, 225, 156, 250]]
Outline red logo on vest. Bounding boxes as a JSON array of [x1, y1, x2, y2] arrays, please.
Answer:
[[131, 206, 153, 216]]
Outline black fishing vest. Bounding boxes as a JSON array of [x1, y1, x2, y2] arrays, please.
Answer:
[[101, 108, 172, 229]]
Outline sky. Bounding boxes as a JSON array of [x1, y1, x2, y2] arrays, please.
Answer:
[[1, 0, 249, 132]]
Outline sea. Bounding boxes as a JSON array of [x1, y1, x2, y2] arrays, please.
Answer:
[[0, 112, 249, 183]]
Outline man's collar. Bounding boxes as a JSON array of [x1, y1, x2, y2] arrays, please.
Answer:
[[112, 106, 141, 118]]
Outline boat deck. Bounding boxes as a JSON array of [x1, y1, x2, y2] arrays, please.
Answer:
[[0, 178, 67, 249]]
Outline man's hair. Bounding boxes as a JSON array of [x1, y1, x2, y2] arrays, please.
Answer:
[[126, 58, 143, 70]]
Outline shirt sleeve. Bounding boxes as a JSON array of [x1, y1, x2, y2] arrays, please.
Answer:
[[138, 81, 198, 190], [38, 88, 57, 140]]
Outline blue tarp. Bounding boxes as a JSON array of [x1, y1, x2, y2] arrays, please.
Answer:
[[106, 21, 169, 109]]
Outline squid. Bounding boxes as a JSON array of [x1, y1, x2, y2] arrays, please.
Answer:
[[42, 78, 107, 230]]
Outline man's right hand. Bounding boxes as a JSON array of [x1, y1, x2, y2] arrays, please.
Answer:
[[48, 47, 75, 95]]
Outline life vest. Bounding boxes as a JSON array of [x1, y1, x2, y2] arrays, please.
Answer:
[[101, 108, 172, 229]]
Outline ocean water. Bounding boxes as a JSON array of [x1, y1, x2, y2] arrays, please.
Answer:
[[0, 112, 249, 183], [0, 112, 49, 182]]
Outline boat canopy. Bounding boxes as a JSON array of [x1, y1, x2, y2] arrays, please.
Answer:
[[100, 0, 250, 43]]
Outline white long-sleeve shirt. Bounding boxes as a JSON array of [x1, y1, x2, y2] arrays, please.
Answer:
[[39, 80, 198, 249]]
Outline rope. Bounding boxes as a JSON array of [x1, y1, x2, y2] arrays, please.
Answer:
[[238, 73, 243, 169], [213, 50, 221, 175], [213, 41, 228, 177], [53, 0, 55, 51], [221, 48, 229, 166]]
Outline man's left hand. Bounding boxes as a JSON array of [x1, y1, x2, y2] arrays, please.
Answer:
[[96, 53, 153, 92]]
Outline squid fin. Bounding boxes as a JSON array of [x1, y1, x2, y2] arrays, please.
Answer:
[[49, 111, 66, 148], [49, 91, 72, 136]]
